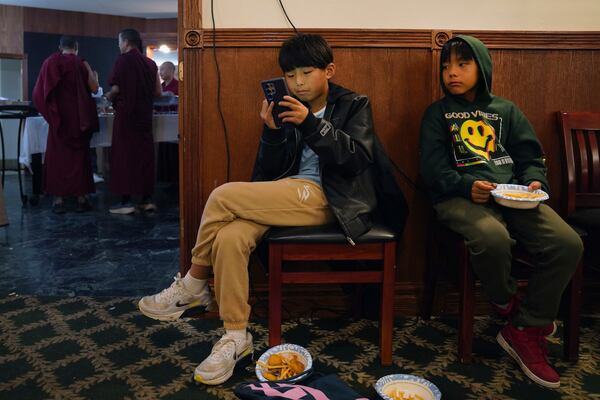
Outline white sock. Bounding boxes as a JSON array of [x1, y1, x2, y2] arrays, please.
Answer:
[[182, 273, 207, 294], [225, 328, 247, 340]]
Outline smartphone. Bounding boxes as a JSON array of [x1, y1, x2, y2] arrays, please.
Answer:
[[261, 77, 291, 127]]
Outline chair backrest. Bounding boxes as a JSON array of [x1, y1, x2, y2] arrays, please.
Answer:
[[557, 111, 600, 216]]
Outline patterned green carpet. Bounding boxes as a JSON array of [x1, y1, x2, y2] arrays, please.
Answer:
[[1, 295, 599, 399]]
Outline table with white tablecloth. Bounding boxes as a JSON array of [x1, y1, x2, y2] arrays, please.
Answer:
[[20, 113, 179, 168], [19, 113, 178, 204]]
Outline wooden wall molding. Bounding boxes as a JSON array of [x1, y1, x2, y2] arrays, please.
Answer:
[[183, 29, 202, 48], [431, 30, 452, 50], [455, 30, 600, 49], [200, 29, 432, 48], [198, 28, 600, 50]]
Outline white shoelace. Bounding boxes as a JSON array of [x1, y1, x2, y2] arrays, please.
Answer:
[[154, 274, 188, 303], [207, 336, 239, 363]]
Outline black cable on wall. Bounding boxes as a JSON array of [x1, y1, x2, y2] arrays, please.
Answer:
[[210, 0, 231, 182], [277, 0, 299, 34]]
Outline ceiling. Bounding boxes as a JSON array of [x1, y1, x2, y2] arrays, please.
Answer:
[[0, 0, 177, 18]]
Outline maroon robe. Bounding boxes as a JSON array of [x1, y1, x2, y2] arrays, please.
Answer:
[[32, 52, 98, 196], [155, 78, 179, 113], [108, 48, 157, 196], [156, 78, 179, 182], [162, 78, 178, 95]]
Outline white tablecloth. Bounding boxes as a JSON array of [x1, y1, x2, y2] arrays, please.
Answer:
[[20, 114, 178, 168]]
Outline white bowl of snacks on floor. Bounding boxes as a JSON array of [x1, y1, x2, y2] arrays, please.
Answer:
[[375, 374, 441, 400], [255, 343, 312, 383], [491, 183, 549, 209]]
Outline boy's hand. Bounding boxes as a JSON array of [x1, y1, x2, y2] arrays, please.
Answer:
[[278, 96, 309, 125], [471, 180, 497, 203], [528, 181, 542, 191], [260, 100, 278, 130]]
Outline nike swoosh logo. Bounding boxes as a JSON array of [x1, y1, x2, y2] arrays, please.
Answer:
[[180, 304, 209, 318], [176, 301, 191, 307]]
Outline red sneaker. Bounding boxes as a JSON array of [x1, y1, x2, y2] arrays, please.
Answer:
[[491, 294, 523, 318], [492, 295, 557, 338], [540, 321, 557, 338], [497, 323, 560, 388]]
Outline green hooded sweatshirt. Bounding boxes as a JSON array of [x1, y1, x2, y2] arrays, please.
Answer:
[[419, 35, 548, 204]]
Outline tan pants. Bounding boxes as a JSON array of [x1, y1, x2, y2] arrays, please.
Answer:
[[191, 178, 334, 329]]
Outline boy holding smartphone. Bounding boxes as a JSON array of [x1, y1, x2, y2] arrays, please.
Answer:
[[138, 33, 405, 385]]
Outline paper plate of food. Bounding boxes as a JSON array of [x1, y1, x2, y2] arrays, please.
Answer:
[[491, 184, 549, 209], [375, 374, 441, 400], [255, 343, 312, 383]]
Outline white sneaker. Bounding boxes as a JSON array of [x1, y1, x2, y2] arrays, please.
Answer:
[[109, 202, 136, 215], [137, 202, 157, 212], [93, 173, 104, 183], [194, 332, 254, 385], [138, 273, 216, 321]]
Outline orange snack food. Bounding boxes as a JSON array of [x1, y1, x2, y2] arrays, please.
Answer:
[[501, 191, 545, 200], [257, 351, 306, 381], [385, 388, 425, 400]]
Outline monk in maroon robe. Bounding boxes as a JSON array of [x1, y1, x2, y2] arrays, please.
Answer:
[[156, 61, 179, 183], [105, 29, 161, 214], [32, 35, 99, 214], [160, 61, 179, 96]]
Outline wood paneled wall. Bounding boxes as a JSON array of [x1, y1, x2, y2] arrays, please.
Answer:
[[179, 28, 600, 314], [23, 7, 145, 38], [0, 5, 24, 54], [491, 49, 600, 213], [0, 5, 178, 54], [146, 19, 178, 34], [22, 7, 176, 38]]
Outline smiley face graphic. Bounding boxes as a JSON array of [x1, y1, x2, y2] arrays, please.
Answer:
[[459, 119, 497, 160]]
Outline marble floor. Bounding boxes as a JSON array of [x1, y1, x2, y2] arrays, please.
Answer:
[[0, 173, 180, 297]]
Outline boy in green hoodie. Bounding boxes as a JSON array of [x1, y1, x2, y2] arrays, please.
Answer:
[[419, 35, 583, 388]]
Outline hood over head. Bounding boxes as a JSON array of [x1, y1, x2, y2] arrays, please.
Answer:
[[440, 35, 493, 101]]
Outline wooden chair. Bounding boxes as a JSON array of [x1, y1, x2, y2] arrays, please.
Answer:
[[557, 111, 600, 231], [264, 223, 397, 366], [422, 219, 584, 364], [556, 111, 600, 360]]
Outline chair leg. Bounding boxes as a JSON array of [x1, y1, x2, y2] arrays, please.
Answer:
[[458, 242, 474, 364], [268, 243, 283, 347], [563, 260, 582, 361], [421, 227, 440, 320], [380, 242, 396, 366]]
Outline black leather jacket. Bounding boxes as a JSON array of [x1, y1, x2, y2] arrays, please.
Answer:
[[252, 83, 407, 243]]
